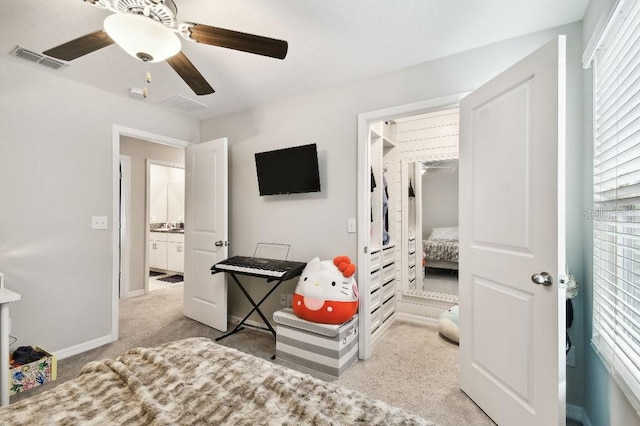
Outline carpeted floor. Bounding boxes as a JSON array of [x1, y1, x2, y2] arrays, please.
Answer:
[[10, 284, 498, 425]]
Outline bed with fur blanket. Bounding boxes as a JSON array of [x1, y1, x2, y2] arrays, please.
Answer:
[[0, 337, 433, 425]]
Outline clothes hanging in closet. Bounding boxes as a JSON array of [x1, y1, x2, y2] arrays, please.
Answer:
[[371, 168, 376, 222], [382, 173, 390, 245]]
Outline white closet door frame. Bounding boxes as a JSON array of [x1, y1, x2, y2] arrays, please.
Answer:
[[356, 93, 468, 359]]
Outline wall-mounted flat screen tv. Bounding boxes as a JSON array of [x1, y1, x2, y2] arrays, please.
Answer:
[[255, 143, 321, 196]]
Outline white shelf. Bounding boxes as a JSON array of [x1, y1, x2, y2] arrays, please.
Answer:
[[368, 120, 397, 338], [0, 288, 20, 304]]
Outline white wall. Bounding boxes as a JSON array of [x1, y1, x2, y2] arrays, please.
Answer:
[[0, 58, 198, 355], [200, 23, 586, 395]]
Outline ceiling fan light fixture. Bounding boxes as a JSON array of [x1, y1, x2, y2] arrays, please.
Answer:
[[104, 13, 181, 63]]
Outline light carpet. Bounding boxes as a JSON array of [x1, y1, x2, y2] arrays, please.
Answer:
[[11, 284, 494, 425], [3, 338, 433, 425]]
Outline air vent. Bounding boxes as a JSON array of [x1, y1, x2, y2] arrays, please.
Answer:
[[9, 46, 68, 70], [159, 94, 208, 111]]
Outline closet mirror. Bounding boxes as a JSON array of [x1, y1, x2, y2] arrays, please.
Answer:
[[401, 157, 459, 302]]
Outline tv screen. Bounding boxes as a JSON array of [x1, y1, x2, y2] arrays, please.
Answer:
[[255, 143, 321, 196]]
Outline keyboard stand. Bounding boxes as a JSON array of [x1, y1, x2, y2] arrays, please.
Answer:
[[211, 259, 306, 359]]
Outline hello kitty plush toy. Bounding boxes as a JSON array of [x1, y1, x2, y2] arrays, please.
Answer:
[[292, 256, 359, 324]]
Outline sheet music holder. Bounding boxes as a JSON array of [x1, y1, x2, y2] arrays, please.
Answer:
[[211, 244, 306, 352], [253, 242, 290, 260]]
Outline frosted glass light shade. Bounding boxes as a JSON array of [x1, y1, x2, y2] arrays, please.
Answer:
[[104, 13, 181, 63]]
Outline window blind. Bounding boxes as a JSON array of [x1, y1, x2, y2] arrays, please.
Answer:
[[592, 0, 640, 411]]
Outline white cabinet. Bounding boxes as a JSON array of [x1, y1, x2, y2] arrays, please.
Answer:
[[167, 233, 184, 273], [149, 232, 184, 273], [149, 232, 168, 270]]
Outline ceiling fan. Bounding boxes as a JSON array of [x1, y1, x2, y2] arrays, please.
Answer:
[[43, 0, 289, 96]]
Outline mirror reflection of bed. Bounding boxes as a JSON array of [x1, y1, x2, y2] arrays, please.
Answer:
[[419, 160, 459, 297]]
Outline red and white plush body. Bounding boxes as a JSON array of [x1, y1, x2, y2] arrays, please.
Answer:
[[292, 256, 359, 324]]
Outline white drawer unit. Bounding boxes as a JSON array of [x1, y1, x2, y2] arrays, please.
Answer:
[[370, 308, 381, 334], [150, 231, 168, 242], [382, 263, 395, 284], [370, 249, 381, 272], [370, 269, 381, 293], [382, 280, 395, 302], [370, 288, 381, 313], [382, 245, 395, 266], [167, 233, 184, 244], [382, 296, 395, 321]]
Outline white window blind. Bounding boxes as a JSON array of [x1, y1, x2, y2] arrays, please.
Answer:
[[592, 0, 640, 411]]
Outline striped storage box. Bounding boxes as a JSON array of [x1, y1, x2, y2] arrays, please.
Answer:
[[273, 308, 358, 377]]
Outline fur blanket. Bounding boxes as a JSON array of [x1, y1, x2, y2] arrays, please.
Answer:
[[0, 337, 434, 425]]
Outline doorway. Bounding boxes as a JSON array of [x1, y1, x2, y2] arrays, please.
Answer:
[[356, 94, 467, 360], [118, 139, 186, 297], [111, 125, 192, 341]]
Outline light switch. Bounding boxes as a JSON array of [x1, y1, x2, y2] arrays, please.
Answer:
[[347, 218, 356, 233], [92, 216, 108, 230]]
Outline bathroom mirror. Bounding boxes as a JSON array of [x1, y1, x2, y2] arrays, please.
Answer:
[[401, 157, 459, 303]]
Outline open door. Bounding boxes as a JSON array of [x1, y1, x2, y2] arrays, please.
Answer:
[[183, 138, 229, 331], [459, 36, 566, 425]]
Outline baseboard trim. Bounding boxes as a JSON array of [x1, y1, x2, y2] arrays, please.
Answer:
[[395, 311, 439, 326], [567, 403, 592, 426], [126, 289, 145, 298], [54, 334, 113, 360]]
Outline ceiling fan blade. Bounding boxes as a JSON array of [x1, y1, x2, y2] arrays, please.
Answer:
[[166, 51, 215, 96], [43, 30, 114, 61], [188, 24, 288, 59]]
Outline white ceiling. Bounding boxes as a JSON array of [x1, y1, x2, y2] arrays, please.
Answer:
[[1, 0, 588, 121]]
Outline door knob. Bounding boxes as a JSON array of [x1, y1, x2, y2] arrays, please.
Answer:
[[531, 272, 553, 286], [215, 241, 223, 247]]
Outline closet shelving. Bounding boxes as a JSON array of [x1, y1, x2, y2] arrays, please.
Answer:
[[406, 162, 422, 291], [368, 121, 397, 339], [408, 237, 417, 289]]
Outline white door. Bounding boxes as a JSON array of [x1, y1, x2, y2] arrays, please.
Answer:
[[183, 138, 229, 331], [459, 36, 566, 425]]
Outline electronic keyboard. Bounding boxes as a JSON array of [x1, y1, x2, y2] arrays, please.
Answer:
[[212, 256, 306, 279]]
